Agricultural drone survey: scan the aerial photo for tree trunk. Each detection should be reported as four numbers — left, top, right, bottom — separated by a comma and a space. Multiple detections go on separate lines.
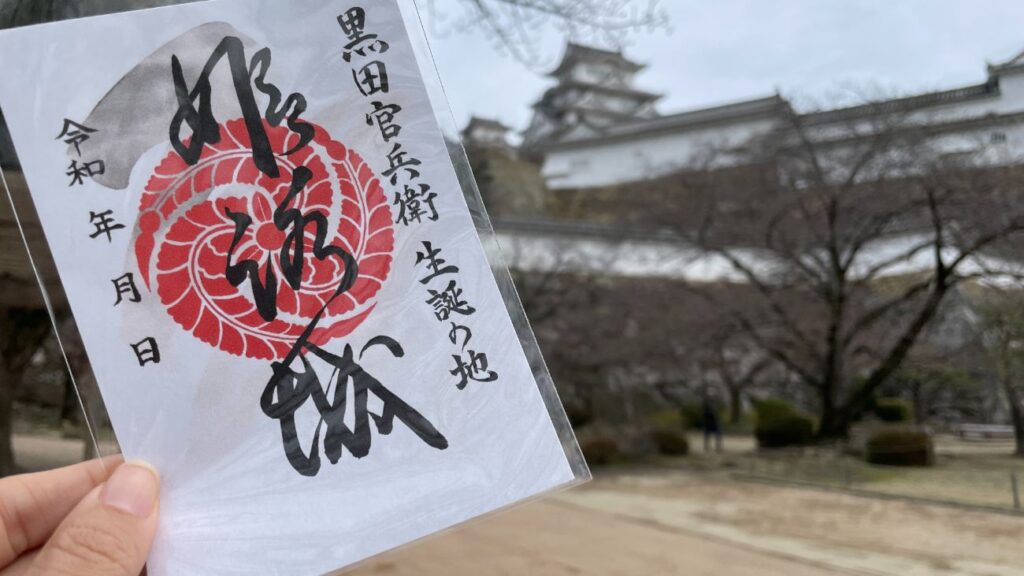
0, 307, 57, 476
728, 386, 743, 425
817, 277, 846, 440
816, 375, 842, 439
829, 281, 951, 440
1002, 377, 1024, 458
911, 381, 925, 426
0, 362, 16, 476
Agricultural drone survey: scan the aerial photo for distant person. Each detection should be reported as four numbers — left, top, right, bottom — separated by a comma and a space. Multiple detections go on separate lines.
703, 397, 723, 453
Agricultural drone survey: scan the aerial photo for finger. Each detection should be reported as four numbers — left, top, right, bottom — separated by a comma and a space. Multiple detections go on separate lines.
30, 461, 160, 576
0, 456, 122, 568
2, 549, 38, 576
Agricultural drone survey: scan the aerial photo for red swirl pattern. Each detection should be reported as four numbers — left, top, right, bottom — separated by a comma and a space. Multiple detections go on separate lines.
134, 119, 394, 360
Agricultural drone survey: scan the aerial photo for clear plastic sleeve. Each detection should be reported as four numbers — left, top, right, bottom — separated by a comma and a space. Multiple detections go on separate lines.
0, 0, 588, 573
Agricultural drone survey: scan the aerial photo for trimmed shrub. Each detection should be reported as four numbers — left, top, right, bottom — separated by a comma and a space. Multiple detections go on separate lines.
565, 402, 594, 428
725, 409, 758, 435
679, 402, 705, 429
753, 398, 814, 448
755, 415, 814, 448
753, 398, 797, 421
866, 430, 933, 466
650, 409, 685, 430
580, 437, 620, 466
651, 428, 690, 456
679, 401, 726, 430
874, 398, 914, 423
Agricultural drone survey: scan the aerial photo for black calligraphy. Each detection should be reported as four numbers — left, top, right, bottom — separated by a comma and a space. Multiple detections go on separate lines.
337, 7, 390, 62
395, 183, 438, 226
56, 119, 96, 156
415, 242, 499, 388
448, 323, 471, 350
365, 101, 402, 142
426, 280, 476, 321
223, 166, 358, 322
416, 241, 457, 283
88, 210, 124, 242
169, 36, 314, 179
112, 272, 141, 305
59, 115, 152, 363
352, 61, 389, 96
166, 33, 448, 476
131, 337, 161, 366
67, 159, 106, 187
382, 143, 421, 185
262, 335, 448, 477
450, 350, 498, 390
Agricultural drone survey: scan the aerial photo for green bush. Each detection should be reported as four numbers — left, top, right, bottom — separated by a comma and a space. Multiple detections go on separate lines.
565, 402, 593, 428
866, 430, 933, 466
755, 415, 814, 448
753, 398, 814, 448
650, 409, 685, 430
725, 409, 758, 435
651, 428, 690, 456
679, 401, 726, 430
580, 437, 620, 466
752, 398, 797, 421
678, 402, 705, 429
874, 398, 914, 423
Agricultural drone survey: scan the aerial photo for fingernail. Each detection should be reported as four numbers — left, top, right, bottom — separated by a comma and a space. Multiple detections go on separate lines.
99, 460, 160, 518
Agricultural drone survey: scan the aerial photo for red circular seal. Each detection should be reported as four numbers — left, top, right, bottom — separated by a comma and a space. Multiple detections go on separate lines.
135, 119, 394, 360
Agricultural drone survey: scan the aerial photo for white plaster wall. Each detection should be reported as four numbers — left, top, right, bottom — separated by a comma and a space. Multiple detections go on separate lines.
807, 71, 1024, 142
541, 117, 777, 188
496, 228, 1024, 286
570, 61, 631, 87
540, 70, 1024, 190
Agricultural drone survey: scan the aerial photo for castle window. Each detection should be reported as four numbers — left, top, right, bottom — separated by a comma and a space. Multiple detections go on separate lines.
991, 131, 1008, 144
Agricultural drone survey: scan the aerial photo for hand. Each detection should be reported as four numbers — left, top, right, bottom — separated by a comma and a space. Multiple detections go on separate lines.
0, 458, 160, 576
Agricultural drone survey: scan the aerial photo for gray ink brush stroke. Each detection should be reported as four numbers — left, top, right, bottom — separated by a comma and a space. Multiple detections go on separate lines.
75, 22, 256, 189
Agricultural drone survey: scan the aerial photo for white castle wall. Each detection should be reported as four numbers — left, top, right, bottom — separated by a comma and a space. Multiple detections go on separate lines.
537, 66, 1024, 190
540, 116, 776, 188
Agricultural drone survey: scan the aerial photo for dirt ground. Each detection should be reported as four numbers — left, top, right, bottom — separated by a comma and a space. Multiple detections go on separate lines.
348, 470, 1024, 576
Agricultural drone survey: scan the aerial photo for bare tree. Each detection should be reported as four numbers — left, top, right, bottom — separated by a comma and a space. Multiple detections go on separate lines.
661, 100, 1024, 439
424, 0, 667, 65
0, 301, 52, 475
693, 328, 776, 425
502, 224, 636, 417
978, 293, 1024, 457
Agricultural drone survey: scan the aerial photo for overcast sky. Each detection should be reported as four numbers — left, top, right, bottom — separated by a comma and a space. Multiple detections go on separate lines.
425, 1, 1024, 137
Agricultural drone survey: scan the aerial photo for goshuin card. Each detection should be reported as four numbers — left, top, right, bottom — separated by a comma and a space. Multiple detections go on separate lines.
0, 0, 587, 573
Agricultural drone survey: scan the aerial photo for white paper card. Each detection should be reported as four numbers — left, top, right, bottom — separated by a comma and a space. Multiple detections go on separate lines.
0, 1, 580, 573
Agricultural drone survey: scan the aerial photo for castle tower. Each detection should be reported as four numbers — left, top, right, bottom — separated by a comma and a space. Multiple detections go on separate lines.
462, 116, 513, 150
522, 43, 661, 150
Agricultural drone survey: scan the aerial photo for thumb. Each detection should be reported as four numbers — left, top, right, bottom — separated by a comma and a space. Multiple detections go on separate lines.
30, 461, 160, 576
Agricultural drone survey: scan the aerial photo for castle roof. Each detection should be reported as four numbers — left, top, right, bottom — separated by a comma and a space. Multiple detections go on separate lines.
802, 80, 1000, 125
988, 47, 1024, 76
549, 42, 645, 77
463, 116, 511, 132
535, 81, 663, 108
536, 95, 789, 150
